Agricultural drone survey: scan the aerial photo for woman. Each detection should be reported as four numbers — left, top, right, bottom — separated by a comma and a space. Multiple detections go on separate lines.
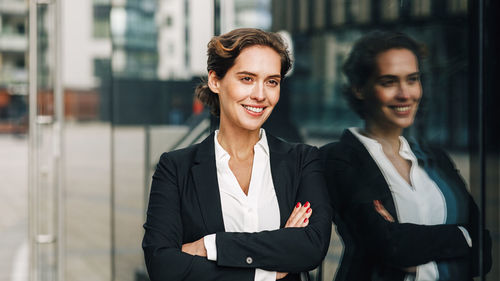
142, 28, 332, 281
320, 31, 491, 281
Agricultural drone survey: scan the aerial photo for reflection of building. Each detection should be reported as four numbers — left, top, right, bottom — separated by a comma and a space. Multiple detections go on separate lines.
220, 0, 272, 32
155, 0, 271, 80
156, 0, 213, 79
0, 0, 28, 131
111, 0, 157, 79
0, 0, 27, 88
61, 0, 112, 120
272, 0, 469, 148
1, 0, 113, 126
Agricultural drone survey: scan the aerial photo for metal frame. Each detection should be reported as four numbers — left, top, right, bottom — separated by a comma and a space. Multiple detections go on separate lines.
28, 0, 64, 280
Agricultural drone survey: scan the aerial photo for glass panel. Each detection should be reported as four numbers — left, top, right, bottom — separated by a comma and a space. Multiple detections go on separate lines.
61, 0, 112, 279
0, 2, 28, 277
110, 1, 160, 280
271, 0, 492, 280
7, 0, 495, 279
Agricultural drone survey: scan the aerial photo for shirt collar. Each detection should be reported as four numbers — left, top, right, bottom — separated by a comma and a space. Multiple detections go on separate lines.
349, 127, 417, 161
214, 128, 269, 162
398, 135, 417, 161
349, 127, 379, 148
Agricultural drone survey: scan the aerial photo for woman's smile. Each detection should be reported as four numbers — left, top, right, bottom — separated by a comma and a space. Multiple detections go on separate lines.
242, 104, 266, 115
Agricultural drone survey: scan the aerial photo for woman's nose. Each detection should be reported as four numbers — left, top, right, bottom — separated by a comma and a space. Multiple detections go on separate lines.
250, 84, 266, 101
396, 83, 411, 99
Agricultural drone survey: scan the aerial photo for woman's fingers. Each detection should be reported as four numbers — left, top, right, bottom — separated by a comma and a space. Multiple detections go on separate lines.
302, 208, 312, 227
181, 237, 207, 257
373, 200, 394, 222
284, 202, 302, 227
285, 201, 312, 228
276, 272, 288, 279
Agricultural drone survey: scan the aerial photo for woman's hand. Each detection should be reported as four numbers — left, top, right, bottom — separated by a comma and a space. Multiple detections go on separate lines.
276, 202, 313, 279
285, 201, 312, 227
373, 200, 394, 222
181, 237, 207, 257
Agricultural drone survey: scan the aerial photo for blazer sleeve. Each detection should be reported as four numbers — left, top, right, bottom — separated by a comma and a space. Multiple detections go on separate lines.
214, 146, 333, 272
431, 147, 493, 276
323, 154, 471, 269
142, 153, 254, 281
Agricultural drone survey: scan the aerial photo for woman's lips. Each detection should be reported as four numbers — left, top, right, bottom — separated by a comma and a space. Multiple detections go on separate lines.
389, 105, 413, 116
242, 104, 265, 116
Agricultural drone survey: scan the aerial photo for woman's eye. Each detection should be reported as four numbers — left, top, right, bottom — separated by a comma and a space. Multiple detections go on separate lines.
408, 75, 420, 84
241, 77, 253, 82
267, 79, 280, 86
379, 80, 395, 87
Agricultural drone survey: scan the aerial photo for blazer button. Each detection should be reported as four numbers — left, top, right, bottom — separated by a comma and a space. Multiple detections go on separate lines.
246, 257, 253, 264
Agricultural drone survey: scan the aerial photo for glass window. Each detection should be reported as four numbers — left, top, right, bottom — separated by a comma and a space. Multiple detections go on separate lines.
10, 0, 498, 280
93, 2, 111, 38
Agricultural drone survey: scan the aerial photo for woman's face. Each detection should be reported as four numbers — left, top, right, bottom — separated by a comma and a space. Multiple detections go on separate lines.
209, 45, 282, 132
361, 48, 422, 131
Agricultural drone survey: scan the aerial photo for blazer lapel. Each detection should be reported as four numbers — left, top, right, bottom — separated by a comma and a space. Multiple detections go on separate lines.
267, 134, 293, 227
191, 133, 226, 234
340, 129, 397, 214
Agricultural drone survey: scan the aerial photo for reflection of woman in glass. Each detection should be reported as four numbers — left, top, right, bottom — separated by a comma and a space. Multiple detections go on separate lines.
321, 31, 490, 281
143, 28, 332, 281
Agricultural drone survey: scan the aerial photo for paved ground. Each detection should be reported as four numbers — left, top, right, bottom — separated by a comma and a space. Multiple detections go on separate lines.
0, 122, 480, 281
0, 134, 28, 281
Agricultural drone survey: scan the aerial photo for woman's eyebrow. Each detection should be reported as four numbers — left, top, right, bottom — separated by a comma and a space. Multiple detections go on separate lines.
376, 72, 421, 80
236, 71, 257, 76
376, 74, 398, 80
236, 71, 281, 79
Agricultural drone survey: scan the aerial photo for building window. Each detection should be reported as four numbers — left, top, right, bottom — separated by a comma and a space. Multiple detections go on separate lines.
93, 3, 111, 38
94, 58, 111, 79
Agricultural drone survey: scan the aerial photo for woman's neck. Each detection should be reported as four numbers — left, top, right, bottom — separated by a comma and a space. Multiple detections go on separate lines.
362, 122, 403, 154
217, 124, 260, 161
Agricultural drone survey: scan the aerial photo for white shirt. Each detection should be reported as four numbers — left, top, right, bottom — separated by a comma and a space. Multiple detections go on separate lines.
350, 128, 471, 281
204, 129, 281, 281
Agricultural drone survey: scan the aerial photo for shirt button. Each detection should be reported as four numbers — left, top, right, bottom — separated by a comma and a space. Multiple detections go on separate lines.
246, 257, 253, 264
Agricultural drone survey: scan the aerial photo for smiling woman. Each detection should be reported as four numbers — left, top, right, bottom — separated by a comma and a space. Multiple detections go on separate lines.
320, 30, 491, 281
142, 28, 332, 281
208, 45, 282, 134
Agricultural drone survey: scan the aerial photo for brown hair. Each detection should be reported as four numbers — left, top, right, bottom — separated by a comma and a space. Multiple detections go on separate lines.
195, 28, 292, 116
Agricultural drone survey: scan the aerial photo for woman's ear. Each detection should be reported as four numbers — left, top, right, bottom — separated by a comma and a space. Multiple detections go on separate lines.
353, 86, 364, 100
208, 71, 220, 94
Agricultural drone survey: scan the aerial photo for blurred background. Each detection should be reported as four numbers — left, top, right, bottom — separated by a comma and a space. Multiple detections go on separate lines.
0, 0, 498, 280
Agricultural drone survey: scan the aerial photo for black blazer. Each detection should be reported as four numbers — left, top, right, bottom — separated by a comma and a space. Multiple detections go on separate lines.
143, 132, 332, 281
320, 130, 491, 281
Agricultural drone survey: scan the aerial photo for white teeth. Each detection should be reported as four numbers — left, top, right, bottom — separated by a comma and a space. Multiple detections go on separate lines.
394, 106, 411, 112
243, 105, 264, 113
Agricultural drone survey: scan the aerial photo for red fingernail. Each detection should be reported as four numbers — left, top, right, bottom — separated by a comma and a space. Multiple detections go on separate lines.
307, 208, 311, 213
304, 201, 310, 207
296, 202, 300, 208
304, 218, 308, 223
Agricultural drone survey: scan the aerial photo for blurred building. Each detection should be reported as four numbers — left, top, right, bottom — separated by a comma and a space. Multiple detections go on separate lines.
156, 0, 213, 79
0, 0, 28, 132
0, 0, 27, 87
111, 0, 157, 79
61, 0, 112, 120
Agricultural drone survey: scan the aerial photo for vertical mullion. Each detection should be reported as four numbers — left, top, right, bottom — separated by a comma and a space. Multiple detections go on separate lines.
28, 0, 39, 280
54, 0, 64, 280
477, 0, 485, 279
